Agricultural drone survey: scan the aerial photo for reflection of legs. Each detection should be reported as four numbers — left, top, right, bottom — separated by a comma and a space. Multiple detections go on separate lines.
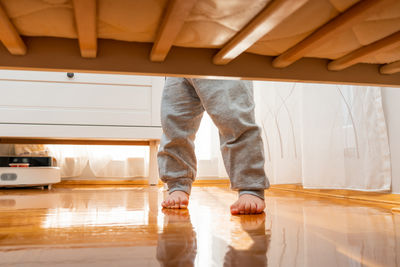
156, 209, 197, 266
158, 78, 204, 208
188, 79, 269, 214
224, 213, 270, 266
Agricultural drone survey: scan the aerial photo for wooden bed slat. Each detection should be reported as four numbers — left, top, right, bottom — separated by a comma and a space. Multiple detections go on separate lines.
72, 0, 97, 58
150, 0, 197, 62
0, 3, 26, 55
328, 31, 400, 71
380, 60, 400, 75
213, 0, 308, 65
272, 0, 393, 68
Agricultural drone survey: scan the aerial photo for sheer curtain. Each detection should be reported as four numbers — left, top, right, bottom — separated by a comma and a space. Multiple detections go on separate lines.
254, 81, 303, 185
47, 145, 88, 178
195, 113, 228, 178
44, 118, 224, 180
47, 145, 148, 178
254, 81, 391, 191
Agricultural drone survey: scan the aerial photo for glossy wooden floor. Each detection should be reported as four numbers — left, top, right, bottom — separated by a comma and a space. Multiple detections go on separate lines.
0, 186, 399, 267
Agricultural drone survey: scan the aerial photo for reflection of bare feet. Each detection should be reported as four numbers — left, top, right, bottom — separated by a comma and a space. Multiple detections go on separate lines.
162, 191, 189, 209
230, 194, 265, 215
240, 212, 266, 231
162, 208, 190, 223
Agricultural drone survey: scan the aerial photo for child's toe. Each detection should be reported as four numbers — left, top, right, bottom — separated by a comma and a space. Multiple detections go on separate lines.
168, 199, 175, 207
230, 202, 239, 215
173, 200, 180, 209
244, 203, 251, 214
177, 196, 187, 208
250, 203, 257, 214
181, 198, 189, 206
238, 202, 246, 214
256, 203, 264, 213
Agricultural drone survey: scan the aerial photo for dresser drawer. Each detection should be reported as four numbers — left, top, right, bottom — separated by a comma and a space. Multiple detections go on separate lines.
0, 72, 163, 127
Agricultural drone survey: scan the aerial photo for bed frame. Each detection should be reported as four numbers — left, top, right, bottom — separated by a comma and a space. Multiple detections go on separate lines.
0, 0, 399, 87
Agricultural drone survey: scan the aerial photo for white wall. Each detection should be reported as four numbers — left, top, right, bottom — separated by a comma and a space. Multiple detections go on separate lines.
382, 88, 400, 194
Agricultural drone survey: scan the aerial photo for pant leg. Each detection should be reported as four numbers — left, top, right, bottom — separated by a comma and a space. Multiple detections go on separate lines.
188, 78, 269, 194
158, 77, 204, 195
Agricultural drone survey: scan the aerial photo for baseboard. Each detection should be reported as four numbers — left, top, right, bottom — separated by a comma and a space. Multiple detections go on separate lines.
58, 179, 150, 185
57, 178, 231, 186
193, 179, 230, 185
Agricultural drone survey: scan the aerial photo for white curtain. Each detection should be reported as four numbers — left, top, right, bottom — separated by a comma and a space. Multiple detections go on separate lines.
86, 146, 147, 178
254, 81, 391, 191
254, 81, 303, 185
45, 118, 224, 179
47, 145, 89, 178
47, 145, 148, 178
195, 113, 228, 178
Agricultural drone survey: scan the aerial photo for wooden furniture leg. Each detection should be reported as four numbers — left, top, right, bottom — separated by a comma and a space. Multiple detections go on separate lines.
148, 140, 160, 185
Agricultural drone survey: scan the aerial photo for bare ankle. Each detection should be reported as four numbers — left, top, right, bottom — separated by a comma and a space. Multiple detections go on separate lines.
169, 190, 189, 196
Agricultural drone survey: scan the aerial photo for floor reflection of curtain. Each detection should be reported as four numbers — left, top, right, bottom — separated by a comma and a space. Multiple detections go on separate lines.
254, 81, 391, 191
265, 193, 399, 267
266, 196, 305, 266
302, 205, 397, 266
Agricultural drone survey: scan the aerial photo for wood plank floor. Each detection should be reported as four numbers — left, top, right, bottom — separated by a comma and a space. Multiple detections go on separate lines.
0, 185, 399, 266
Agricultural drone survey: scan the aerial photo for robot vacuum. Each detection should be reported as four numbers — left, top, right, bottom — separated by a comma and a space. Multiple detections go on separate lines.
0, 156, 60, 189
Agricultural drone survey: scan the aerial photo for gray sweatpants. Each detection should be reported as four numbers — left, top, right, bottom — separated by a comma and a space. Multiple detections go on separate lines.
157, 78, 269, 199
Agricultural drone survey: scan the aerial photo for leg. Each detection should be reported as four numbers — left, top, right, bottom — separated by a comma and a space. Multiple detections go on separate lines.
189, 78, 269, 214
158, 78, 204, 208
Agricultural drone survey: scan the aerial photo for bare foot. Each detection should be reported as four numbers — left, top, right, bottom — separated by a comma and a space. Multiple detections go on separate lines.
230, 194, 265, 215
162, 190, 189, 209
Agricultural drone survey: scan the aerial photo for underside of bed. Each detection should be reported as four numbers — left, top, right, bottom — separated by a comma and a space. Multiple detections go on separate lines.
0, 0, 400, 87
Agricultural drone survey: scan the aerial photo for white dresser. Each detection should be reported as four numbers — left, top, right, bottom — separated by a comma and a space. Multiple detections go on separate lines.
0, 70, 164, 184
